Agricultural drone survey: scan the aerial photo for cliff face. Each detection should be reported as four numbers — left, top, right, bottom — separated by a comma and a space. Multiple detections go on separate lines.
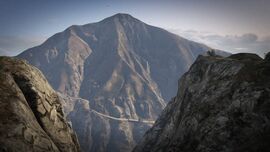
134, 53, 270, 152
0, 57, 80, 152
17, 13, 210, 152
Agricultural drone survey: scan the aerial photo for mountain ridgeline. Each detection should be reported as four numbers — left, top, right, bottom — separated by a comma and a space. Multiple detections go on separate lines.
18, 13, 210, 152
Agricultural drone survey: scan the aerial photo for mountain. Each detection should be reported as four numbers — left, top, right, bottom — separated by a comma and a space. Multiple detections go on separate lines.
0, 57, 80, 152
17, 13, 210, 152
134, 53, 270, 152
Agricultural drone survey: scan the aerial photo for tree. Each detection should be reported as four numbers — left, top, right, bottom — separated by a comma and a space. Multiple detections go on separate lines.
207, 49, 216, 56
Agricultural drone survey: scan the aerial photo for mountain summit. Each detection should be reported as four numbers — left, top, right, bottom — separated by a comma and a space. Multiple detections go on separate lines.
18, 14, 209, 152
102, 13, 141, 22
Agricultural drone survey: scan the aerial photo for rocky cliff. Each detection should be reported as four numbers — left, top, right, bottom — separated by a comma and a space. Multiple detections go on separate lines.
17, 13, 210, 152
134, 53, 270, 152
0, 57, 80, 152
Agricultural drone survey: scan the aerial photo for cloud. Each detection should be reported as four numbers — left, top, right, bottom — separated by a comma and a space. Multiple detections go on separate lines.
0, 36, 46, 56
169, 29, 270, 58
239, 33, 258, 43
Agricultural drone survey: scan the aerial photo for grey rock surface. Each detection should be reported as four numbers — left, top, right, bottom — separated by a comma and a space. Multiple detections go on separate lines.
17, 13, 209, 152
0, 57, 80, 152
134, 53, 270, 152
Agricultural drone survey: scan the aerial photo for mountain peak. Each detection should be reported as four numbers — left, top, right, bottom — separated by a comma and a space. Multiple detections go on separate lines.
101, 13, 141, 24
18, 13, 209, 152
112, 13, 133, 18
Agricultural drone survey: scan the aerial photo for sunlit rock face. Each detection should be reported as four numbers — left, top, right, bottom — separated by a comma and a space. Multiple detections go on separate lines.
18, 13, 209, 152
134, 53, 270, 152
0, 57, 80, 152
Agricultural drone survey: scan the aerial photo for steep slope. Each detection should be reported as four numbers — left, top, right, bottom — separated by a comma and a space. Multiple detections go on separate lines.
0, 57, 80, 152
134, 53, 270, 152
17, 13, 209, 152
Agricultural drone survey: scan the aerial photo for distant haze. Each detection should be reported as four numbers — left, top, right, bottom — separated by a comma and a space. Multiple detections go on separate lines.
0, 0, 269, 56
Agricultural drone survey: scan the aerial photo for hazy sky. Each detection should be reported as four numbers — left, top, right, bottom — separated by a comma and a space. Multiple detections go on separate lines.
0, 0, 269, 56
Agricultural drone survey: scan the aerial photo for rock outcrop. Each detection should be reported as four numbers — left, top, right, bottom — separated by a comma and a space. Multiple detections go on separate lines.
0, 57, 80, 152
134, 53, 270, 152
17, 13, 210, 152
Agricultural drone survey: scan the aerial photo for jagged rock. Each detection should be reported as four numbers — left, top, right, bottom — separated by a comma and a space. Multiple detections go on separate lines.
133, 53, 270, 152
0, 57, 80, 152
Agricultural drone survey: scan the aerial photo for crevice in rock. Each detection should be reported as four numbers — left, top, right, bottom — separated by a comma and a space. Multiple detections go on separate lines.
12, 74, 45, 130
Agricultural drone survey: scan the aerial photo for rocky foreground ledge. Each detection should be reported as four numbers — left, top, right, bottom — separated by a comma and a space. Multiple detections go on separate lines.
134, 53, 270, 152
0, 57, 80, 152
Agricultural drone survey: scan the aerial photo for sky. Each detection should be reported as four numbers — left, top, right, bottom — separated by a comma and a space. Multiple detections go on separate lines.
0, 0, 269, 57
